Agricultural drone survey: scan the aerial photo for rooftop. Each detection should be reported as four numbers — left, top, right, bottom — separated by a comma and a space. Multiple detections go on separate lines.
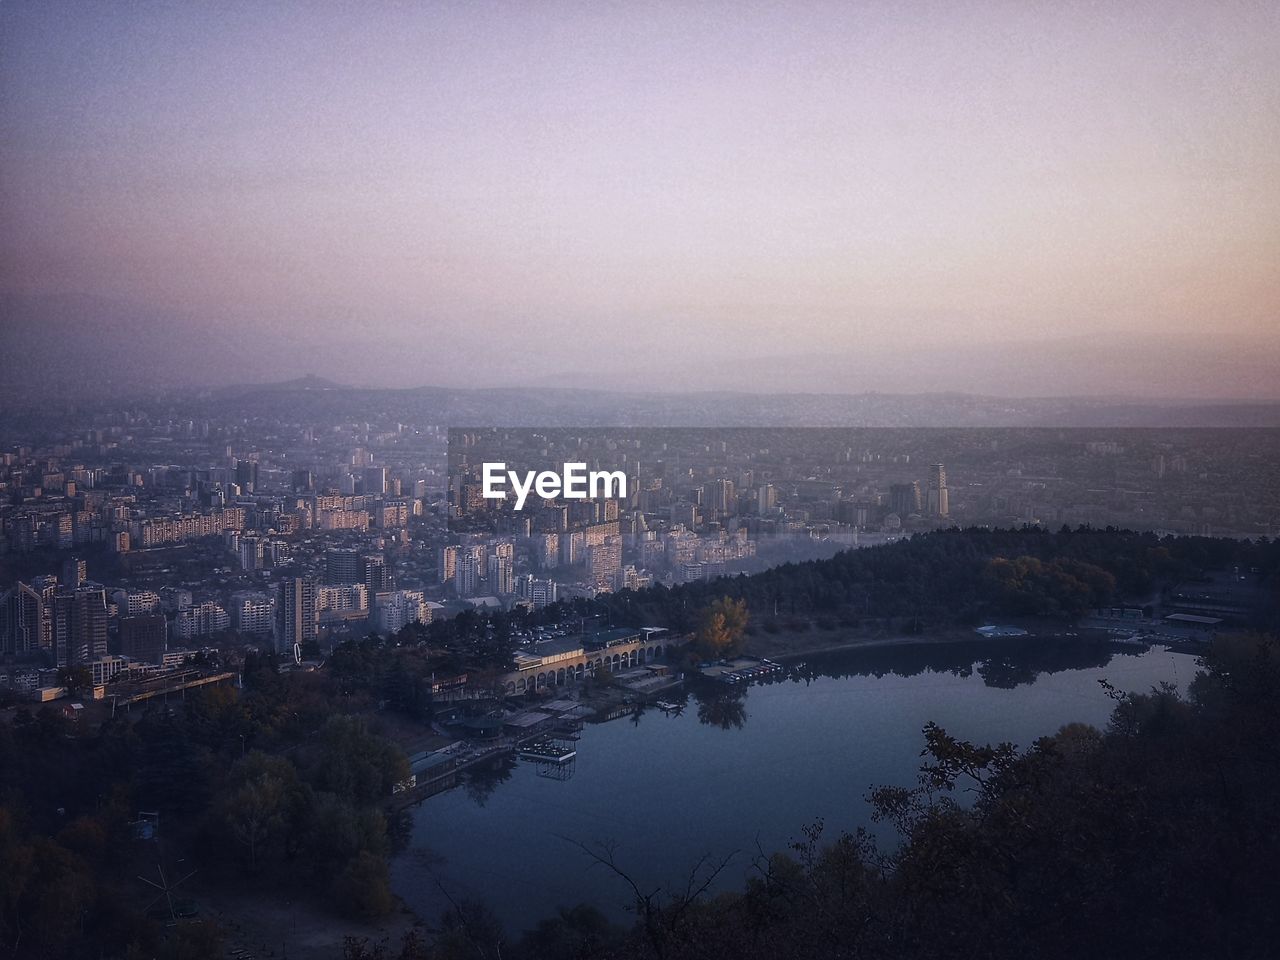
584, 627, 643, 649
531, 636, 586, 657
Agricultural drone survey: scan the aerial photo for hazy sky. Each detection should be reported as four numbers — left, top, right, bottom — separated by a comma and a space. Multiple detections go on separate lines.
2, 1, 1278, 395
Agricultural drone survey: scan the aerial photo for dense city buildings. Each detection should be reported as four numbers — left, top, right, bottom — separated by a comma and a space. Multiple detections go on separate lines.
4, 3, 1278, 955
2, 402, 1277, 704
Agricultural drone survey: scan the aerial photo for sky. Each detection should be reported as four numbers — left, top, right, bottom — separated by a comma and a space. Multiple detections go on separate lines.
2, 0, 1279, 397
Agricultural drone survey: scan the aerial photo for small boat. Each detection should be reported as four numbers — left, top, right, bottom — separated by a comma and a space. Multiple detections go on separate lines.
1112, 633, 1150, 648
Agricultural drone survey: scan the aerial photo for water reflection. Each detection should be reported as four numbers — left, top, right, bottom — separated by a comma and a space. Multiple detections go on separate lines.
397, 643, 1194, 932
693, 688, 748, 730
678, 637, 1147, 728
444, 638, 1154, 807
786, 636, 1137, 690
460, 753, 517, 806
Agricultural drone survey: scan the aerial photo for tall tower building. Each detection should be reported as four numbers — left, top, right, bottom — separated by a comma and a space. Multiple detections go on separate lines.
235, 459, 259, 493
890, 481, 923, 517
361, 554, 392, 592
362, 466, 387, 495
487, 552, 515, 595
586, 537, 623, 592
0, 582, 48, 656
926, 464, 949, 518
60, 557, 87, 589
276, 577, 317, 653
704, 479, 736, 517
438, 545, 459, 584
757, 484, 777, 514
559, 530, 584, 566
535, 533, 559, 570
120, 613, 167, 664
454, 547, 483, 597
52, 586, 108, 667
325, 547, 361, 584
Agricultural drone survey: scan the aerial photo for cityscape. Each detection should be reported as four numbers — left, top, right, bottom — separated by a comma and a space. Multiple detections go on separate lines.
6, 413, 1277, 689
2, 393, 1278, 958
3, 2, 1280, 960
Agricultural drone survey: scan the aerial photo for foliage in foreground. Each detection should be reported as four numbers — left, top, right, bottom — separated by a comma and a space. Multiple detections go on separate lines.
0, 654, 410, 960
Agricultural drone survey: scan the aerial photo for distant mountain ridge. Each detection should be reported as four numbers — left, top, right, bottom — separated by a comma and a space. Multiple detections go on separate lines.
3, 290, 1278, 421
56, 379, 1280, 428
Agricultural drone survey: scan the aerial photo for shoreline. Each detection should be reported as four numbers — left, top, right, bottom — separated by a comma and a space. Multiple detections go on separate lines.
193, 881, 423, 960
760, 631, 978, 663
746, 622, 1116, 664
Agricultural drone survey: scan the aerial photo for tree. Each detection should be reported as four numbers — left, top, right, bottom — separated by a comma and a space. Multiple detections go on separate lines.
215, 751, 305, 872
516, 904, 622, 960
221, 774, 287, 873
57, 665, 92, 695
308, 715, 410, 805
694, 597, 749, 659
329, 850, 395, 922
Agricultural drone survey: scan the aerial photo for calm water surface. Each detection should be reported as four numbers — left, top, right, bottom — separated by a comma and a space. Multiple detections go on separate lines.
392, 638, 1198, 933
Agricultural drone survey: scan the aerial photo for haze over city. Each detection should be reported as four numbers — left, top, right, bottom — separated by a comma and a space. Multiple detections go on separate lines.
5, 5, 1280, 959
3, 0, 1279, 397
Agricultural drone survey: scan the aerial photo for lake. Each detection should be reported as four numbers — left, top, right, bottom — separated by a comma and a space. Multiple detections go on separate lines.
391, 637, 1199, 934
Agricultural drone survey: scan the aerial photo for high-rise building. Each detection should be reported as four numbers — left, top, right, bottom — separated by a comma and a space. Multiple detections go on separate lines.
586, 537, 623, 592
487, 552, 515, 595
375, 499, 410, 529
362, 466, 387, 495
373, 590, 430, 634
583, 521, 620, 547
231, 591, 275, 637
926, 464, 949, 518
52, 585, 108, 667
559, 530, 584, 566
516, 575, 557, 609
756, 484, 777, 514
316, 583, 369, 613
361, 554, 392, 592
438, 545, 459, 584
174, 601, 229, 640
704, 479, 736, 517
276, 577, 317, 652
621, 565, 651, 591
113, 589, 162, 617
890, 481, 923, 517
454, 547, 483, 597
120, 613, 167, 663
534, 533, 559, 570
235, 459, 259, 493
238, 537, 264, 571
60, 557, 87, 589
326, 547, 361, 584
0, 582, 48, 656
672, 502, 699, 529
160, 587, 193, 612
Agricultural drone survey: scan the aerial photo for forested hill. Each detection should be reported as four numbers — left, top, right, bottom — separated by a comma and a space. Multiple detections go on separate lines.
588, 527, 1280, 633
